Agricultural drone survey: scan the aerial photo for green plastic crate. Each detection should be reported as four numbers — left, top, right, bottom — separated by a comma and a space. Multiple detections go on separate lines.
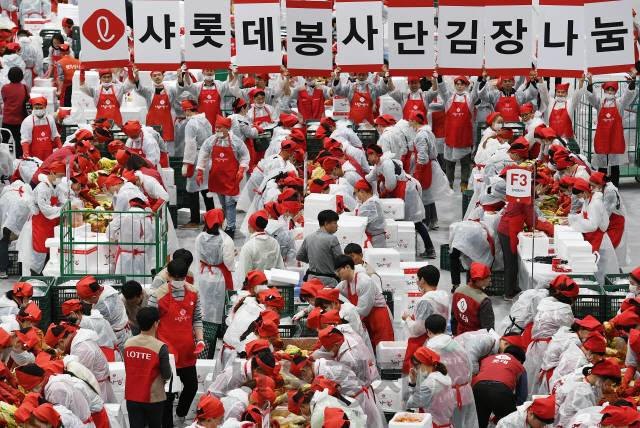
293, 303, 317, 337
7, 251, 20, 276
602, 283, 630, 319
566, 138, 581, 155
278, 324, 296, 338
566, 274, 601, 286
462, 189, 474, 217
605, 273, 631, 286
440, 244, 450, 270
571, 283, 607, 322
384, 412, 396, 423
19, 276, 55, 330
465, 271, 505, 296
198, 321, 219, 359
53, 275, 126, 323
274, 285, 295, 317
40, 29, 61, 58
168, 206, 179, 228
355, 126, 378, 151
382, 291, 394, 318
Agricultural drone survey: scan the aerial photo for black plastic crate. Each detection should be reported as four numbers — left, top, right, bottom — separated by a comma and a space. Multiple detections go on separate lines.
602, 283, 630, 319
274, 285, 295, 317
379, 369, 403, 380
18, 276, 54, 330
53, 275, 126, 323
293, 303, 317, 337
168, 206, 179, 228
382, 291, 394, 318
462, 189, 474, 217
384, 412, 396, 423
198, 321, 219, 359
572, 283, 607, 322
440, 244, 450, 270
7, 251, 20, 276
278, 324, 297, 338
465, 271, 505, 296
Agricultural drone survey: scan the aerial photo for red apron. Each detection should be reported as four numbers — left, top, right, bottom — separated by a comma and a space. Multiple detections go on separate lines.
403, 332, 428, 374
198, 85, 222, 127
582, 210, 605, 252
548, 102, 574, 138
201, 261, 233, 291
444, 96, 473, 148
412, 143, 433, 190
127, 133, 146, 158
379, 172, 408, 200
251, 109, 273, 166
99, 346, 119, 363
146, 88, 175, 141
3, 1, 18, 27
32, 195, 58, 253
298, 87, 325, 121
345, 274, 394, 351
403, 93, 428, 122
607, 212, 625, 248
349, 86, 374, 125
96, 86, 123, 125
208, 136, 241, 196
494, 95, 520, 122
91, 407, 109, 428
594, 100, 625, 154
30, 116, 54, 161
157, 284, 198, 369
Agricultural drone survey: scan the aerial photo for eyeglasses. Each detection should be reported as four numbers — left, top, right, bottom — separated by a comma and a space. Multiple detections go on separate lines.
335, 267, 344, 275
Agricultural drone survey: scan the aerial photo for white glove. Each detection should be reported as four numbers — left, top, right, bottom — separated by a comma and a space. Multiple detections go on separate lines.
182, 164, 188, 177
292, 309, 306, 321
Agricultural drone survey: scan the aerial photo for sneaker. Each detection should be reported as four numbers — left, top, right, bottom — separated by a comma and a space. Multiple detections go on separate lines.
429, 221, 439, 230
461, 184, 468, 191
225, 228, 235, 239
0, 271, 6, 279
503, 294, 515, 301
451, 284, 459, 293
178, 222, 200, 230
419, 248, 437, 259
173, 415, 186, 428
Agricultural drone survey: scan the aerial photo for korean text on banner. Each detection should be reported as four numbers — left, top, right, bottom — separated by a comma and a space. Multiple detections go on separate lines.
79, 0, 129, 69
184, 0, 231, 69
537, 0, 586, 78
484, 0, 533, 75
386, 0, 435, 76
506, 168, 532, 203
234, 0, 282, 73
335, 0, 384, 73
286, 1, 334, 76
437, 0, 484, 75
585, 0, 635, 74
132, 0, 182, 70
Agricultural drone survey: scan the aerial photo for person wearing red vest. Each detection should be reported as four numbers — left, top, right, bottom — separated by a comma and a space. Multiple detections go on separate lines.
124, 306, 172, 428
285, 77, 333, 121
538, 74, 587, 138
79, 68, 134, 125
388, 76, 438, 122
451, 262, 494, 335
132, 68, 181, 145
55, 44, 80, 107
478, 70, 539, 122
148, 258, 205, 428
334, 254, 393, 351
472, 346, 527, 428
585, 69, 638, 188
497, 172, 554, 300
20, 97, 62, 162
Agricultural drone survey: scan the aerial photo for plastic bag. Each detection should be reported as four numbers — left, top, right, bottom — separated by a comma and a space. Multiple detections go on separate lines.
422, 160, 454, 205
16, 217, 33, 275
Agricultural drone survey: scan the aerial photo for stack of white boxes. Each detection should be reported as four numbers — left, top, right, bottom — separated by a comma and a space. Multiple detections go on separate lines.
376, 198, 405, 220
162, 167, 176, 205
371, 379, 405, 413
396, 221, 416, 262
108, 362, 127, 415
187, 359, 219, 418
304, 194, 337, 223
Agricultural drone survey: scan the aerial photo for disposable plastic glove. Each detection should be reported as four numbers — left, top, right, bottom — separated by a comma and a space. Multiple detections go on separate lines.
194, 340, 205, 354
292, 309, 306, 321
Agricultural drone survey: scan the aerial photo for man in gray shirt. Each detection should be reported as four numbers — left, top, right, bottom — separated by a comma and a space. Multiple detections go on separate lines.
296, 210, 343, 287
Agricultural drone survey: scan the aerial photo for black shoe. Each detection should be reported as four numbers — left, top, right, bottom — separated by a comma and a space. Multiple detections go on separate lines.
225, 228, 235, 239
420, 248, 437, 259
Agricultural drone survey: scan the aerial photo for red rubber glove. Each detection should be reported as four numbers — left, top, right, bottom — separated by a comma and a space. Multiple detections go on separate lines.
194, 340, 205, 354
87, 181, 97, 189
151, 199, 165, 213
535, 219, 554, 236
624, 382, 640, 398
620, 366, 636, 392
236, 166, 245, 182
79, 67, 85, 83
81, 190, 100, 210
54, 136, 62, 149
253, 125, 264, 134
127, 64, 135, 81
21, 143, 30, 157
379, 189, 391, 199
187, 163, 195, 178
196, 169, 204, 186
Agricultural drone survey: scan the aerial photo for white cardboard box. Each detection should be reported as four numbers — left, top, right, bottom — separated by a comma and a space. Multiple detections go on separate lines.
400, 262, 428, 291
269, 268, 300, 285
401, 292, 423, 317
195, 359, 218, 393
389, 412, 432, 428
303, 220, 320, 238
336, 216, 367, 248
397, 222, 416, 252
393, 297, 403, 323
518, 232, 550, 257
167, 185, 177, 205
398, 251, 416, 263
364, 248, 401, 270
162, 167, 175, 186
376, 341, 408, 369
305, 194, 337, 223
371, 379, 406, 413
377, 198, 405, 220
378, 269, 406, 294
384, 218, 398, 246
108, 362, 126, 390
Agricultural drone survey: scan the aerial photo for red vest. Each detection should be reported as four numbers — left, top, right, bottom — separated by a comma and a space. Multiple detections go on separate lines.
124, 343, 162, 402
475, 353, 525, 391
297, 87, 325, 121
452, 285, 487, 334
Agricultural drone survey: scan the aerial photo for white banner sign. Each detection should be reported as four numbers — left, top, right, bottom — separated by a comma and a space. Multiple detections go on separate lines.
335, 0, 384, 73
79, 0, 129, 68
484, 0, 533, 75
585, 0, 635, 74
235, 0, 282, 73
506, 168, 532, 203
387, 0, 435, 76
286, 1, 333, 76
184, 0, 231, 69
437, 0, 485, 75
537, 0, 586, 77
132, 0, 182, 70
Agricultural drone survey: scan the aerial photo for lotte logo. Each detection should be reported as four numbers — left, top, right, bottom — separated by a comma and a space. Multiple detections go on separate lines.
82, 9, 125, 50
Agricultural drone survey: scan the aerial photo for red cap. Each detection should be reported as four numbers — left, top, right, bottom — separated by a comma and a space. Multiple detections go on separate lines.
259, 309, 280, 327
575, 315, 604, 333
602, 82, 619, 92
245, 271, 268, 290
75, 275, 103, 300
309, 175, 333, 193
44, 324, 66, 348
589, 171, 610, 186
529, 395, 556, 420
29, 97, 47, 107
14, 399, 36, 424
600, 406, 640, 427
550, 274, 579, 298
367, 144, 383, 156
245, 339, 270, 357
62, 299, 82, 316
252, 386, 276, 408
407, 76, 421, 83
5, 42, 19, 52
469, 262, 491, 282
33, 404, 61, 428
15, 365, 44, 391
57, 108, 71, 121
281, 140, 297, 153
582, 331, 606, 353
115, 149, 132, 166
555, 155, 576, 171
289, 355, 314, 377
248, 210, 268, 232
203, 208, 224, 229
519, 103, 534, 114
241, 405, 263, 425
317, 288, 340, 302
104, 174, 124, 189
181, 99, 198, 110
13, 282, 34, 298
259, 287, 284, 312
121, 169, 136, 183
307, 307, 322, 329
318, 326, 345, 349
454, 76, 470, 85
17, 302, 42, 323
280, 114, 298, 128
62, 17, 74, 26
94, 127, 112, 144
242, 76, 256, 88
374, 114, 396, 127
265, 201, 281, 219
629, 328, 640, 354
413, 347, 441, 366
288, 390, 309, 414
617, 309, 640, 327
322, 157, 340, 172
321, 117, 336, 127
555, 83, 570, 92
300, 279, 324, 297
632, 267, 640, 281
195, 395, 225, 420
108, 141, 124, 153
256, 73, 270, 82
279, 200, 301, 215
58, 43, 70, 54
16, 328, 41, 350
98, 69, 111, 77
354, 179, 373, 191
408, 110, 426, 124
121, 120, 142, 136
486, 112, 503, 126
572, 178, 592, 193
534, 172, 552, 186
254, 353, 280, 377
539, 128, 557, 140
320, 309, 341, 325
501, 334, 526, 352
590, 358, 621, 377
310, 376, 340, 396
0, 329, 10, 348
215, 115, 232, 128
497, 127, 514, 140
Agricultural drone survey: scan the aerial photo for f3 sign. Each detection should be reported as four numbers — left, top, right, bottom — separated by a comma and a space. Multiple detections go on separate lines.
506, 168, 532, 203
79, 0, 130, 68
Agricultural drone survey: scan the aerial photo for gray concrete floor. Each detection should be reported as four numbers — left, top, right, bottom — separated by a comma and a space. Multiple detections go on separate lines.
4, 174, 640, 328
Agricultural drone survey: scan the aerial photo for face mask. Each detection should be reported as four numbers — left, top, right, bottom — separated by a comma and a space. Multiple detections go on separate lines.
53, 177, 63, 186
155, 79, 164, 86
306, 79, 316, 86
493, 123, 503, 131
34, 109, 46, 117
604, 93, 615, 100
593, 381, 604, 400
630, 284, 638, 294
204, 75, 215, 82
11, 350, 35, 366
456, 89, 466, 95
102, 82, 111, 89
216, 131, 224, 137
255, 102, 265, 108
257, 285, 268, 292
171, 280, 186, 288
31, 384, 42, 394
577, 196, 584, 203
556, 96, 566, 103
